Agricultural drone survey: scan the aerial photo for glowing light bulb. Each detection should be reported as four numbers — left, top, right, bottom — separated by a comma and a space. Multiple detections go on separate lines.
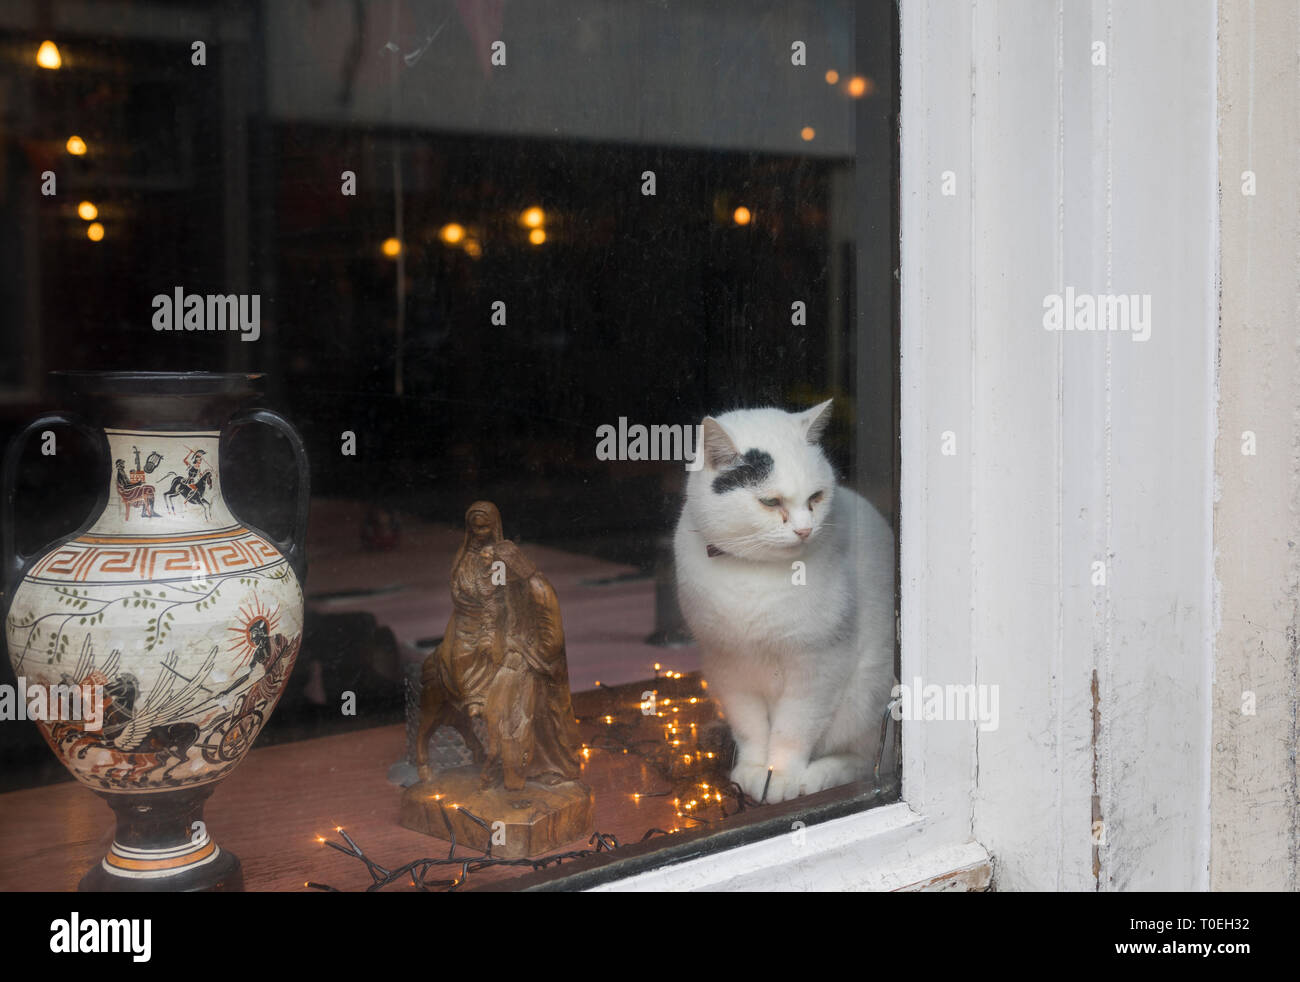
848, 76, 871, 98
66, 135, 87, 156
439, 222, 465, 244
521, 206, 545, 228
36, 41, 61, 70
77, 201, 97, 221
381, 237, 401, 257
528, 228, 546, 245
824, 69, 839, 85
800, 126, 816, 142
86, 222, 104, 242
732, 207, 751, 226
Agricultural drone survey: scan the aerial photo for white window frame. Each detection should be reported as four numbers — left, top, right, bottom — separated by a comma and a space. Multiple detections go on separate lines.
601, 0, 1221, 892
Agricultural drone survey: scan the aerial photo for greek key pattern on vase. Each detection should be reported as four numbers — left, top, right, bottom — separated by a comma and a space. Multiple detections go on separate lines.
28, 527, 283, 585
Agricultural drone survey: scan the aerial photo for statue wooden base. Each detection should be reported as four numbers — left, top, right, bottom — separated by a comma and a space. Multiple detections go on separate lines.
400, 767, 594, 859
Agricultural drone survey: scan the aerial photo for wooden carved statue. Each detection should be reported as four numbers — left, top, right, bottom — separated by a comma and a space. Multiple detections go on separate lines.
404, 502, 591, 856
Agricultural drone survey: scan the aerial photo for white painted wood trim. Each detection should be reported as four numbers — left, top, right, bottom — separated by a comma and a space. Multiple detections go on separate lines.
1212, 0, 1300, 890
592, 802, 988, 892
945, 0, 1218, 892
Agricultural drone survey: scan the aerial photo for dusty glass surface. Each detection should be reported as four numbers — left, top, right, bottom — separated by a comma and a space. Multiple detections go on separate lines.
0, 0, 897, 888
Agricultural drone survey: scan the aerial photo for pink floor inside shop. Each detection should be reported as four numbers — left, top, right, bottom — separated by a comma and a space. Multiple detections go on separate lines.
304, 498, 699, 691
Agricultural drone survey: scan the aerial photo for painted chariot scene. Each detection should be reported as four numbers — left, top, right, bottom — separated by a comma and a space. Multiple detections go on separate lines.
11, 598, 301, 791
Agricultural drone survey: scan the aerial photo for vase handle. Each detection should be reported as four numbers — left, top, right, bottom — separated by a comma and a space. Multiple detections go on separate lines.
222, 409, 311, 582
2, 413, 106, 602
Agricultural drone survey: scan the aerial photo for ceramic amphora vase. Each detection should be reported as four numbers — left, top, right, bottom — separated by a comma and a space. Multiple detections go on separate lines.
2, 372, 308, 891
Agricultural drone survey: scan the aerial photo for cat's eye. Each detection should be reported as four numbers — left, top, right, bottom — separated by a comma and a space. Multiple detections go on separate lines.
758, 496, 781, 508
808, 491, 825, 506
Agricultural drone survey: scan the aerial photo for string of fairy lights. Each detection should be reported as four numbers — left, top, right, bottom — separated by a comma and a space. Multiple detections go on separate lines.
306, 824, 674, 892
308, 665, 894, 891
585, 665, 756, 829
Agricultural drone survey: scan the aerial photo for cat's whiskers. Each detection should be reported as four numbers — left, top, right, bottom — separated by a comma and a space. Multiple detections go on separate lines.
723, 530, 807, 560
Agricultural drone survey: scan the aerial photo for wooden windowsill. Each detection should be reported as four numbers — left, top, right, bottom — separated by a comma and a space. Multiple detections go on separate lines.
0, 676, 904, 891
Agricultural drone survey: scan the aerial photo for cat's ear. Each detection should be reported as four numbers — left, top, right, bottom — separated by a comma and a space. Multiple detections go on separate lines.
800, 399, 834, 444
701, 417, 741, 470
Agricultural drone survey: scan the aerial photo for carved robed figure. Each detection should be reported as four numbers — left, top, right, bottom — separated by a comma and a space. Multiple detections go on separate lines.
404, 502, 591, 856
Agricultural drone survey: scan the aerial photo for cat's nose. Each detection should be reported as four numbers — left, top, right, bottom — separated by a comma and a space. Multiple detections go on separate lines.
793, 526, 812, 540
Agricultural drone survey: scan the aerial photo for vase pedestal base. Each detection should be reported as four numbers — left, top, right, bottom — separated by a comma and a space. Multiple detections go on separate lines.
77, 785, 244, 892
79, 847, 243, 892
400, 767, 594, 860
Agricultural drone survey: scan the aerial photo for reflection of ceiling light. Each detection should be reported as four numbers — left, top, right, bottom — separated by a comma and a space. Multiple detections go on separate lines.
848, 76, 870, 97
381, 237, 401, 257
66, 135, 87, 156
800, 127, 815, 142
36, 41, 62, 70
464, 239, 482, 258
439, 223, 465, 244
521, 206, 544, 228
86, 222, 104, 242
732, 206, 752, 226
825, 69, 838, 85
77, 201, 98, 221
528, 228, 546, 245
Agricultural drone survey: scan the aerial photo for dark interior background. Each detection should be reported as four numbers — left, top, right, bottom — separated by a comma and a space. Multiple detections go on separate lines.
0, 0, 898, 790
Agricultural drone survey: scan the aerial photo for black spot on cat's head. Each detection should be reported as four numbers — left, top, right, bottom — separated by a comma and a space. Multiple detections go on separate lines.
711, 448, 774, 495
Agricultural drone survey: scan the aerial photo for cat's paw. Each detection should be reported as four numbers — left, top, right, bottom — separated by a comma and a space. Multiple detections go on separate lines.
733, 763, 808, 803
737, 757, 865, 802
762, 767, 810, 803
799, 755, 865, 794
730, 762, 774, 801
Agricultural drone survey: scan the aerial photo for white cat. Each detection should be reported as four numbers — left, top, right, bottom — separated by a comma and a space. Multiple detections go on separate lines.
674, 400, 895, 803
